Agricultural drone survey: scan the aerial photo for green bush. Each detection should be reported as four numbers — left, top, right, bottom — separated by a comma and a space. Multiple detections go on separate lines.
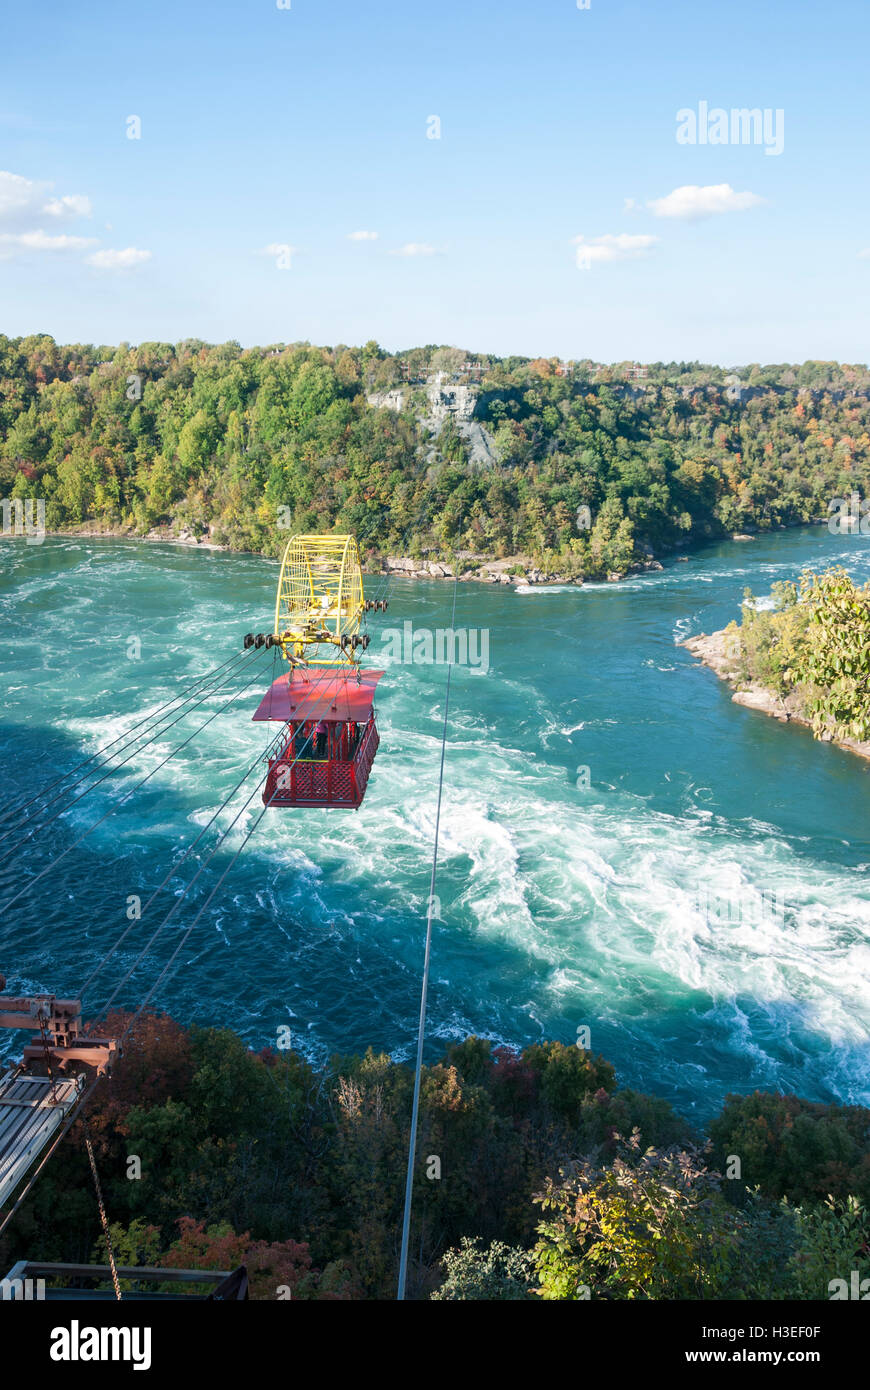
431, 1237, 537, 1300
709, 1090, 870, 1205
732, 568, 870, 740
787, 1196, 870, 1300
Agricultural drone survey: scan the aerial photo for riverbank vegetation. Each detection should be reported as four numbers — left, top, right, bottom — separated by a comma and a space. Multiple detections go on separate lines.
731, 567, 870, 742
2, 1012, 867, 1299
2, 336, 870, 580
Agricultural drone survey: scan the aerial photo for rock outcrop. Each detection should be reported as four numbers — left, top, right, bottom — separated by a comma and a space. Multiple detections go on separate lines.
375, 554, 583, 586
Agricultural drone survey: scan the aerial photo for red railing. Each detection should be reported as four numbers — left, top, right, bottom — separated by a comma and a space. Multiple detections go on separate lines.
353, 716, 379, 798
265, 715, 379, 807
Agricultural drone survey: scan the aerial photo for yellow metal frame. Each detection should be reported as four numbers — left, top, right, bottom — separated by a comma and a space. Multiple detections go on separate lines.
273, 534, 365, 666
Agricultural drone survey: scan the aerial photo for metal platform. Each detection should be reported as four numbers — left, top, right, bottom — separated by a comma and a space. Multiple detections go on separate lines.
0, 1069, 81, 1208
2, 1260, 238, 1301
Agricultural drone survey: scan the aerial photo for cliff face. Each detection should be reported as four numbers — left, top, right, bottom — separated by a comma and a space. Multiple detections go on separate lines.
682, 630, 870, 763
366, 370, 498, 469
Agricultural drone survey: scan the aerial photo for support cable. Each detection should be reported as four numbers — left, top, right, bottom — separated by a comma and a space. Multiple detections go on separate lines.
121, 770, 289, 1041
0, 647, 250, 835
0, 514, 460, 1237
86, 636, 356, 1015
83, 1118, 122, 1301
85, 552, 417, 1013
0, 651, 270, 921
0, 647, 259, 865
396, 578, 457, 1301
100, 708, 321, 1027
79, 720, 289, 1005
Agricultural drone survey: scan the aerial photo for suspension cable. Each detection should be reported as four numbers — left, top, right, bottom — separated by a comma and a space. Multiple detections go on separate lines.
0, 647, 249, 834
397, 576, 457, 1301
0, 650, 270, 920
98, 525, 438, 1025
79, 720, 289, 1004
83, 1118, 122, 1301
96, 674, 337, 1025
86, 727, 286, 1019
0, 647, 259, 865
121, 767, 290, 1041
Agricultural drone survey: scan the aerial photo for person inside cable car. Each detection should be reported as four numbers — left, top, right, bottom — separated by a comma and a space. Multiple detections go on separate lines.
314, 719, 328, 759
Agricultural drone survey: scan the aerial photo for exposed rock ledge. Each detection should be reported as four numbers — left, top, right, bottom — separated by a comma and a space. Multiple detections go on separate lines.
374, 553, 664, 586
681, 630, 870, 765
375, 554, 581, 585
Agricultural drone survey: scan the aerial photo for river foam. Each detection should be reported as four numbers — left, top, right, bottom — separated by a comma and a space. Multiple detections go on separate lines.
1, 531, 869, 1117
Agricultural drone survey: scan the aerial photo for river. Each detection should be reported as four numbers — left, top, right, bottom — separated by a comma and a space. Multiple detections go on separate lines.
1, 526, 868, 1121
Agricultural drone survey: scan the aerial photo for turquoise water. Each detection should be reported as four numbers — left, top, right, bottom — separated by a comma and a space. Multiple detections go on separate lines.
1, 528, 869, 1121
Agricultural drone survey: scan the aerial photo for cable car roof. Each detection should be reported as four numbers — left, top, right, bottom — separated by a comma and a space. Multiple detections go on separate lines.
252, 669, 385, 724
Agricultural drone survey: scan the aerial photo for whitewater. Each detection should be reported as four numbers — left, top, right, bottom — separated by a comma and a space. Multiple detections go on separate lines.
1, 527, 868, 1120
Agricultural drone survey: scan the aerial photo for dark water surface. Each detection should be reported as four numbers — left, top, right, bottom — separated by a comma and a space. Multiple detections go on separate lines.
1, 528, 868, 1120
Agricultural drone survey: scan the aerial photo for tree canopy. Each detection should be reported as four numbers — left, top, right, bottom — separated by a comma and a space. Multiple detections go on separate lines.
2, 336, 869, 581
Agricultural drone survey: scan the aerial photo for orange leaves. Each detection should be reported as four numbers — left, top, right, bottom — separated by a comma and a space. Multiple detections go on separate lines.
528, 358, 553, 378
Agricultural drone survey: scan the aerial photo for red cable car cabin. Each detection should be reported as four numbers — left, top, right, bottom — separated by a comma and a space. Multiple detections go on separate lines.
253, 668, 384, 809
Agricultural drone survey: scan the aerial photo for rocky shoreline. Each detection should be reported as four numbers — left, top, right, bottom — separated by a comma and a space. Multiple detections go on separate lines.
681, 629, 870, 764
375, 553, 662, 586
42, 526, 664, 587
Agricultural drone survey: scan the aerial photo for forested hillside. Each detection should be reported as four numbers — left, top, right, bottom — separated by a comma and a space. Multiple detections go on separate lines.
2, 335, 870, 579
2, 1015, 867, 1300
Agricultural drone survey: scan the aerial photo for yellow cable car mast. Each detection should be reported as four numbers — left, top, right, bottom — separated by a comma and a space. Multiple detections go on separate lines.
272, 534, 384, 668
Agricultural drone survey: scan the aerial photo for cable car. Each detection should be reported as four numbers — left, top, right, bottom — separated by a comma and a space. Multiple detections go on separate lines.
248, 534, 387, 809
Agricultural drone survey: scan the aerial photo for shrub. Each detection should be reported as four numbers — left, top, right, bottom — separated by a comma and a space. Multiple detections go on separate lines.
533, 1132, 738, 1300
431, 1237, 537, 1300
709, 1091, 870, 1205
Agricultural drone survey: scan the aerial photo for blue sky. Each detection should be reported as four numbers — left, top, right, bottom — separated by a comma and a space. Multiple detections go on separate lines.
1, 0, 868, 364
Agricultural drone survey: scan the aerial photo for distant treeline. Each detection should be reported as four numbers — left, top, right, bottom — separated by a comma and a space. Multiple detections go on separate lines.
2, 335, 870, 578
2, 1014, 868, 1300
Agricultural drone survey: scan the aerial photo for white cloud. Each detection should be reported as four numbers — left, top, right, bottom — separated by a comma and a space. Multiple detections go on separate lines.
348, 230, 378, 241
0, 171, 49, 226
859, 248, 870, 260
647, 183, 764, 220
87, 246, 151, 269
0, 171, 92, 228
390, 242, 439, 257
44, 193, 93, 219
571, 232, 658, 266
0, 229, 97, 252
